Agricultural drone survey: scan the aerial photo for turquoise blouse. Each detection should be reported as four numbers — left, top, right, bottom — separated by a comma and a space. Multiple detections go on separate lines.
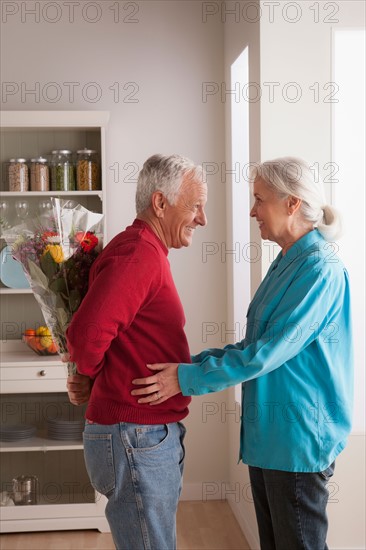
178, 230, 354, 471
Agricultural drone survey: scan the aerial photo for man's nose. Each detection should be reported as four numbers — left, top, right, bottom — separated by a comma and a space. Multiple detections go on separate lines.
197, 208, 207, 226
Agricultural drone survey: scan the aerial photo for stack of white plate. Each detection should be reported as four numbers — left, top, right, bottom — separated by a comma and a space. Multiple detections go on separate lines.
0, 424, 36, 441
46, 419, 84, 441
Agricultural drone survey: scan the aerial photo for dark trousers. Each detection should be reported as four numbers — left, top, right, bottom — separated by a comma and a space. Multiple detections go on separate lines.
249, 463, 335, 550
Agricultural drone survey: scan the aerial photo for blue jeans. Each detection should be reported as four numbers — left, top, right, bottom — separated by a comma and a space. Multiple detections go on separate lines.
249, 463, 335, 550
83, 421, 186, 550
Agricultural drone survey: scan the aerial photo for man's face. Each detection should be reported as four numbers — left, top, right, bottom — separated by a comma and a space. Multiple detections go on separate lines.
162, 175, 208, 249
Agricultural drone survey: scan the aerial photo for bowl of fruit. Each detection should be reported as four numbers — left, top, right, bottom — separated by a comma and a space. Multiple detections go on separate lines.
22, 327, 58, 356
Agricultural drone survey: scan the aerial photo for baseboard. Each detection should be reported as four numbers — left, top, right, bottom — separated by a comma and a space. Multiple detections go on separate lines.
227, 497, 260, 550
180, 482, 220, 501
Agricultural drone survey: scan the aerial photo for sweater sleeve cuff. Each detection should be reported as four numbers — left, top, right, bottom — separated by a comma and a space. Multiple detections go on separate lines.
178, 363, 199, 396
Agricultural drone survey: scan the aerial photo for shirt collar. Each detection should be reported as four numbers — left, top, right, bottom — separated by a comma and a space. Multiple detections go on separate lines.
274, 230, 324, 276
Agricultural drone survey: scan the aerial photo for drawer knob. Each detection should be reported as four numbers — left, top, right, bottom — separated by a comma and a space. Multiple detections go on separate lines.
39, 370, 47, 377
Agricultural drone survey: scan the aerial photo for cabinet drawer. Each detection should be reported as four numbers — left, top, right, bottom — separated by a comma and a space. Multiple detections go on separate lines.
1, 366, 66, 381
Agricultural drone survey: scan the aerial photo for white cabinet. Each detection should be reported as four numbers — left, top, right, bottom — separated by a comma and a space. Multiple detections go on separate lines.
0, 111, 110, 533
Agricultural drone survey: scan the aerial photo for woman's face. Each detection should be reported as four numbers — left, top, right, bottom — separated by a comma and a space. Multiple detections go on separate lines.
250, 177, 290, 244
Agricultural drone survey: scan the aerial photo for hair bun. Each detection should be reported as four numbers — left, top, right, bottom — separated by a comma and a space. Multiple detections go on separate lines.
317, 205, 343, 241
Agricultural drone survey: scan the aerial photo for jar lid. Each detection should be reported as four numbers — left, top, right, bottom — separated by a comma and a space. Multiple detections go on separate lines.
77, 148, 96, 154
30, 157, 48, 163
52, 150, 72, 155
12, 158, 27, 163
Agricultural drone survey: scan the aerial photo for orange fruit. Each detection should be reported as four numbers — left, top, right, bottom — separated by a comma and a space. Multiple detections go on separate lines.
46, 341, 58, 354
26, 335, 36, 348
24, 329, 36, 336
34, 338, 45, 352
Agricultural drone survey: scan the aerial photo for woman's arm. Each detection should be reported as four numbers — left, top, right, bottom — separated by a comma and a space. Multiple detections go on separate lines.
132, 262, 346, 401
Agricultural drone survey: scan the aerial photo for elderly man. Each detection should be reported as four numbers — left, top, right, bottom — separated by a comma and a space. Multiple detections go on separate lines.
66, 154, 207, 550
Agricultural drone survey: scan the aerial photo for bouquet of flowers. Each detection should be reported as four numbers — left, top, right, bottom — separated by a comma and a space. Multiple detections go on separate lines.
2, 198, 104, 375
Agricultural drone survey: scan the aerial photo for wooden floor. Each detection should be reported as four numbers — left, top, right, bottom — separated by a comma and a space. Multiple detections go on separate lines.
0, 501, 250, 550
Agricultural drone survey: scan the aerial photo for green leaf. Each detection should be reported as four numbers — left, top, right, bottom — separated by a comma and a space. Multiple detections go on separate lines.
56, 307, 70, 331
40, 251, 58, 280
55, 293, 67, 311
49, 278, 67, 294
69, 289, 81, 312
28, 260, 49, 290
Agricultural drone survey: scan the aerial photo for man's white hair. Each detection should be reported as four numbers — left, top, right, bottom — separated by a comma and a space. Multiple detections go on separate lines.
136, 154, 204, 214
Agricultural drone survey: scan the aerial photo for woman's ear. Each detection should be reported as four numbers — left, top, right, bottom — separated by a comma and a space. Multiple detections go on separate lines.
151, 191, 166, 218
288, 195, 302, 215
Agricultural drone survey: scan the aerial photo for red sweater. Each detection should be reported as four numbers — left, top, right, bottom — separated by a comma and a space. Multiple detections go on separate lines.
66, 219, 191, 424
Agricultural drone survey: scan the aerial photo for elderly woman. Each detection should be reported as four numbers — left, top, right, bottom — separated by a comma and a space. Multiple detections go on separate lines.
132, 157, 353, 550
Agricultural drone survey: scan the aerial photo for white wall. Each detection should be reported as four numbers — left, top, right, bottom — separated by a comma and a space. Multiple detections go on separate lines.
223, 2, 261, 546
0, 0, 229, 495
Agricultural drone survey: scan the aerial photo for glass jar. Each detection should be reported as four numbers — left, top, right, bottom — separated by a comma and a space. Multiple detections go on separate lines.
30, 157, 49, 191
76, 148, 100, 191
8, 158, 29, 192
51, 150, 75, 191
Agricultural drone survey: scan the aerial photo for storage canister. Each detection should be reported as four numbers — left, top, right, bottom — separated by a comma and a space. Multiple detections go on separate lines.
30, 157, 49, 191
12, 475, 39, 505
76, 148, 100, 191
8, 159, 29, 192
51, 150, 75, 191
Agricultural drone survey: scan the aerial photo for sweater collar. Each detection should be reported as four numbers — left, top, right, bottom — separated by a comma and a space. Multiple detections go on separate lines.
132, 219, 169, 256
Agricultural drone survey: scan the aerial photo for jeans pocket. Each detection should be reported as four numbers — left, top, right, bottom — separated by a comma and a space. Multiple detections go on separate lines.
178, 422, 186, 466
83, 433, 115, 496
135, 424, 168, 450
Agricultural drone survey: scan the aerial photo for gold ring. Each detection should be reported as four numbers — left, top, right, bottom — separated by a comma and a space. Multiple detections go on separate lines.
156, 391, 160, 400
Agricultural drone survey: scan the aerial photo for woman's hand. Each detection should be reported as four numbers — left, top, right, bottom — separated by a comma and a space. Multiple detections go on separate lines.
67, 373, 92, 406
131, 363, 181, 405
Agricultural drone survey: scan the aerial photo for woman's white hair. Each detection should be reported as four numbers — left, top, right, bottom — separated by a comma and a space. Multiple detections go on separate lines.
136, 154, 204, 214
250, 157, 342, 241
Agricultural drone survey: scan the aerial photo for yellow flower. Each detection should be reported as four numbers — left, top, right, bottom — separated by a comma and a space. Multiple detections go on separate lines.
43, 244, 64, 263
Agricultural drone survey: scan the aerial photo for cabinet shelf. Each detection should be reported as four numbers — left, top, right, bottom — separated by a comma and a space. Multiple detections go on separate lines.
0, 435, 83, 453
0, 191, 103, 199
0, 288, 33, 294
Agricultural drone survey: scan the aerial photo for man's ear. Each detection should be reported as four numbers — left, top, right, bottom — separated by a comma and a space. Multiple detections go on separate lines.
151, 191, 166, 218
287, 195, 302, 215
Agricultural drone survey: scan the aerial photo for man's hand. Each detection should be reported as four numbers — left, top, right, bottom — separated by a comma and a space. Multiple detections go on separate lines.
131, 363, 181, 405
67, 373, 92, 406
